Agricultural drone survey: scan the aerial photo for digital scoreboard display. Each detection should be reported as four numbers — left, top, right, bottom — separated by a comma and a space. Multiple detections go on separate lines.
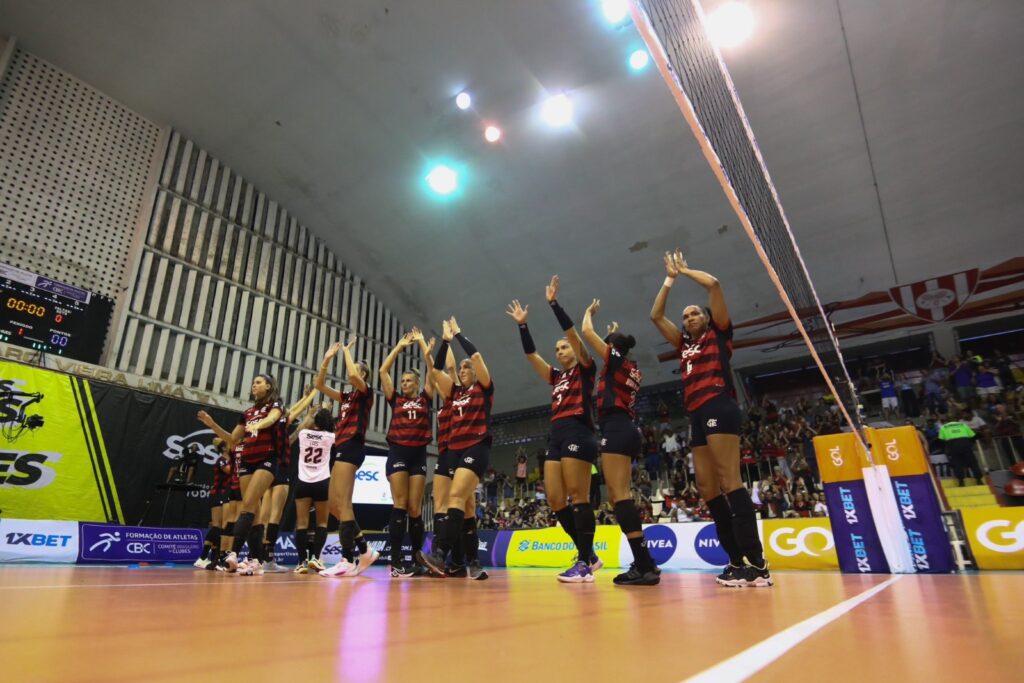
0, 263, 114, 364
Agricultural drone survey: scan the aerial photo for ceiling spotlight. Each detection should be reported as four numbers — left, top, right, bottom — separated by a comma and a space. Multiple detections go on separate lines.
484, 125, 502, 143
601, 0, 630, 25
455, 92, 472, 110
705, 1, 755, 48
425, 164, 458, 196
629, 49, 650, 71
541, 93, 573, 128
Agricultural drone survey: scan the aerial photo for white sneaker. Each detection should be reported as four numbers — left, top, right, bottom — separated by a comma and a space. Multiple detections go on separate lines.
193, 558, 211, 569
351, 548, 380, 576
223, 552, 239, 573
238, 559, 264, 576
319, 559, 356, 577
294, 561, 309, 574
308, 558, 326, 572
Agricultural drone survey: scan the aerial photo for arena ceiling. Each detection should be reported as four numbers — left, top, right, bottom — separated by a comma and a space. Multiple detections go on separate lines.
2, 0, 1023, 411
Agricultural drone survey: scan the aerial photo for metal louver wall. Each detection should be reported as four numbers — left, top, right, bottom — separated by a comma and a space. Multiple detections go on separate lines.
0, 46, 160, 298
116, 131, 422, 437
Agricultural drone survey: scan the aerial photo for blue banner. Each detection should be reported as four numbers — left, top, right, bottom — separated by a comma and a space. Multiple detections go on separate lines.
890, 475, 955, 573
78, 523, 202, 563
823, 481, 891, 573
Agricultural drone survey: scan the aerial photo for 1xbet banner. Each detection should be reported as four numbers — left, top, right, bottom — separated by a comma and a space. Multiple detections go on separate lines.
1, 360, 121, 522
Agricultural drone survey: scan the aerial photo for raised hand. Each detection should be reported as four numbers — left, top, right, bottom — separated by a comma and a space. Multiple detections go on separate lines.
664, 251, 680, 278
672, 249, 689, 272
607, 321, 619, 335
545, 275, 560, 303
197, 410, 214, 427
343, 337, 358, 354
409, 328, 425, 344
448, 316, 461, 337
506, 299, 529, 324
442, 319, 453, 342
586, 298, 600, 317
426, 336, 437, 353
323, 341, 342, 362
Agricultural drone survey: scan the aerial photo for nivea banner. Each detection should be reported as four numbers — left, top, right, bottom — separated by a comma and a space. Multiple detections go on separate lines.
78, 523, 203, 563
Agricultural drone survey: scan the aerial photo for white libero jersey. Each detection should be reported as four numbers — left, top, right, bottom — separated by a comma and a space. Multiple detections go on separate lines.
298, 429, 333, 483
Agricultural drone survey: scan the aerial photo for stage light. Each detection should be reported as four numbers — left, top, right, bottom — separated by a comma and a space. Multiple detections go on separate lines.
601, 0, 629, 25
541, 93, 573, 127
629, 49, 650, 71
705, 1, 755, 48
455, 92, 472, 110
484, 125, 502, 143
425, 164, 458, 195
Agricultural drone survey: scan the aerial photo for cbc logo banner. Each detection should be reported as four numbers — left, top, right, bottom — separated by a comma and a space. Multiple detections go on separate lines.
79, 524, 203, 563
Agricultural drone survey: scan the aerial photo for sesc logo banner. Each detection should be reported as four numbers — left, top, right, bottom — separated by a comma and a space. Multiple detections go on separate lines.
763, 519, 839, 570
0, 518, 79, 563
351, 455, 393, 505
962, 508, 1024, 570
79, 523, 202, 563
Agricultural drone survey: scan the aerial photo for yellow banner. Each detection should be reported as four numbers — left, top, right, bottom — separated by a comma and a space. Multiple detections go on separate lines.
962, 508, 1024, 570
506, 525, 622, 568
0, 360, 121, 522
813, 432, 869, 484
866, 426, 929, 477
762, 518, 839, 570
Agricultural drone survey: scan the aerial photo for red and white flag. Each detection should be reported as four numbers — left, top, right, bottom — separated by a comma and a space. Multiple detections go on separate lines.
889, 269, 980, 322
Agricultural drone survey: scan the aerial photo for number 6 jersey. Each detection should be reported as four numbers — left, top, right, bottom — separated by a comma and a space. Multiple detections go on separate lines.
298, 429, 333, 483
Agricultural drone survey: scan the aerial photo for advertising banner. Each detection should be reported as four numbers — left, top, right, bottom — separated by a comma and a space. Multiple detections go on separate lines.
762, 519, 839, 570
814, 432, 891, 573
352, 455, 393, 506
867, 426, 954, 573
505, 525, 622, 568
78, 523, 203, 563
962, 508, 1024, 570
0, 518, 79, 562
1, 360, 121, 522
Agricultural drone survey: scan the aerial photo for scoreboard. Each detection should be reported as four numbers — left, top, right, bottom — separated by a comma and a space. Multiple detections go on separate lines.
0, 263, 114, 364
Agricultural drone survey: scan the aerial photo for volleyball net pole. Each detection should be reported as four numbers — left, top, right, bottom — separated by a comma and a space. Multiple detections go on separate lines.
628, 0, 914, 572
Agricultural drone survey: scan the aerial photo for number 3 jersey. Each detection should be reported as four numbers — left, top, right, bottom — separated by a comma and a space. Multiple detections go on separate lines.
298, 429, 333, 483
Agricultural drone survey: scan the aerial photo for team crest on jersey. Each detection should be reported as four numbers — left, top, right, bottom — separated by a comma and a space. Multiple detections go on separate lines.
681, 343, 705, 361
399, 397, 426, 411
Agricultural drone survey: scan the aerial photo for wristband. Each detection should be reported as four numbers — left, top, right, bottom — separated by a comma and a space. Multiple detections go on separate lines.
519, 323, 537, 354
455, 333, 478, 357
433, 340, 450, 370
663, 276, 675, 288
549, 299, 575, 331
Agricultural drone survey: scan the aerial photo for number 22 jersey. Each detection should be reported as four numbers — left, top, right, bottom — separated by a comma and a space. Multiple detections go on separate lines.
298, 429, 333, 483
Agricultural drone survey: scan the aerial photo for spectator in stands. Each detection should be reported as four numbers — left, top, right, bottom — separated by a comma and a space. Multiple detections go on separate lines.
484, 468, 499, 510
877, 368, 899, 420
951, 356, 976, 406
993, 404, 1024, 463
975, 363, 1002, 400
792, 492, 811, 518
939, 416, 984, 486
657, 399, 670, 428
812, 494, 828, 517
924, 359, 949, 415
515, 448, 529, 496
992, 350, 1017, 390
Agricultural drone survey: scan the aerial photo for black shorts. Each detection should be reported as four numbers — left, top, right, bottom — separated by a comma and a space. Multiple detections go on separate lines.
599, 412, 642, 458
273, 467, 292, 487
387, 444, 428, 477
237, 458, 276, 477
434, 450, 457, 479
210, 492, 225, 508
332, 437, 366, 468
228, 488, 242, 502
448, 442, 490, 478
688, 392, 743, 447
294, 478, 330, 502
547, 418, 599, 463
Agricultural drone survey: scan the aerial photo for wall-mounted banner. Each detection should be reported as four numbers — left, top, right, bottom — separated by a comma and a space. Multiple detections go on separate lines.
962, 508, 1024, 570
0, 518, 79, 563
78, 523, 203, 563
505, 526, 623, 568
1, 360, 121, 522
762, 519, 838, 571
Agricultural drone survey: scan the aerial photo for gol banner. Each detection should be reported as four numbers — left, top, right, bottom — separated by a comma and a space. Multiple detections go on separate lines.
0, 360, 121, 522
762, 518, 839, 570
962, 508, 1024, 570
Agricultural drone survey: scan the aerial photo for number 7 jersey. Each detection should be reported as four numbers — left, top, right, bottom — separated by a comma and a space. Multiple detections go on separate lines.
298, 429, 333, 483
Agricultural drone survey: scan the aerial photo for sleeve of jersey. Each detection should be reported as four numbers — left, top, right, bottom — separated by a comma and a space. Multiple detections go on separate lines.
483, 381, 495, 396
583, 361, 597, 380
548, 366, 557, 385
714, 319, 734, 340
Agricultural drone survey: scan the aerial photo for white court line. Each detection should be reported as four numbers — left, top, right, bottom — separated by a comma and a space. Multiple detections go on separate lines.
683, 576, 904, 683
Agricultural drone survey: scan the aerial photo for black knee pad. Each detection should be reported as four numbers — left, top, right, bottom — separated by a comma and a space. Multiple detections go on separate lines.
614, 500, 642, 535
707, 494, 732, 521
339, 520, 356, 549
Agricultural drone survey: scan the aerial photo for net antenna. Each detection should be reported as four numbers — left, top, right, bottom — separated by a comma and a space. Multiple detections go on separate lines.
629, 0, 869, 456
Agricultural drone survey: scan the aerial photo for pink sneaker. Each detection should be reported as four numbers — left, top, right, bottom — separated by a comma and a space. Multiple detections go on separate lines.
351, 548, 380, 576
319, 559, 355, 577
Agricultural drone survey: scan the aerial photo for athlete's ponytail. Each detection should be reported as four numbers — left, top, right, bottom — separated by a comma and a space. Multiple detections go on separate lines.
606, 332, 637, 356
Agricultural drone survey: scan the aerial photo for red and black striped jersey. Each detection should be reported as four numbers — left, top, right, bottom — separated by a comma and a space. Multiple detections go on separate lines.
549, 361, 596, 427
597, 346, 642, 419
211, 454, 229, 495
679, 319, 734, 412
274, 414, 292, 468
230, 443, 242, 490
238, 400, 284, 463
335, 387, 373, 446
436, 396, 454, 454
448, 381, 494, 450
387, 391, 433, 447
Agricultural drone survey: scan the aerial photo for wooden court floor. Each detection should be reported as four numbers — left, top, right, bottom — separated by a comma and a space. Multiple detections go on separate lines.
0, 566, 1019, 682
